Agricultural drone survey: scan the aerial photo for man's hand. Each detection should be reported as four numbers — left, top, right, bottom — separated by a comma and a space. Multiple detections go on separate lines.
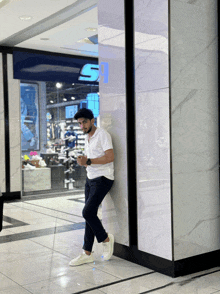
77, 156, 87, 166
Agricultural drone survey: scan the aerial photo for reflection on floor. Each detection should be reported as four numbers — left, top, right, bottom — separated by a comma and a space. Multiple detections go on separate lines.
1, 194, 220, 294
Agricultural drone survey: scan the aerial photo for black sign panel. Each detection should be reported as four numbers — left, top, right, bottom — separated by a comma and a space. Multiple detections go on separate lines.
13, 50, 99, 85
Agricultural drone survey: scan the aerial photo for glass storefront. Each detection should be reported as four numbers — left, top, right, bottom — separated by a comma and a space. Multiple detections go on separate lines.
21, 80, 99, 195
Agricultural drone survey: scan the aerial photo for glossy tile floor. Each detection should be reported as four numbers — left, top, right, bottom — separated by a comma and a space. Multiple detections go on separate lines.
1, 192, 220, 294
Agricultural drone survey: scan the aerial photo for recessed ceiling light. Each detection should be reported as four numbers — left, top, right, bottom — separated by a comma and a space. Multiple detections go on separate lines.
63, 98, 67, 101
19, 16, 33, 21
86, 28, 97, 32
50, 100, 54, 103
56, 83, 62, 89
71, 97, 75, 100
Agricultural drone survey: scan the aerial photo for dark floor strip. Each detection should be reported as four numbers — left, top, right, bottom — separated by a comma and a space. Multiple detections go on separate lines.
72, 272, 155, 294
3, 224, 28, 229
139, 282, 174, 294
3, 216, 29, 226
0, 222, 85, 244
16, 201, 84, 218
178, 268, 220, 285
21, 189, 84, 200
68, 197, 85, 203
139, 269, 220, 294
5, 202, 84, 224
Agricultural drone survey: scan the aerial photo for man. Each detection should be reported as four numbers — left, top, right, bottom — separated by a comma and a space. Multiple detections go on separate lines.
69, 108, 114, 266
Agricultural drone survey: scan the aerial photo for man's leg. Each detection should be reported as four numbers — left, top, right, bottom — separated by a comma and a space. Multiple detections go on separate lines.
69, 177, 114, 266
83, 177, 95, 255
82, 177, 114, 247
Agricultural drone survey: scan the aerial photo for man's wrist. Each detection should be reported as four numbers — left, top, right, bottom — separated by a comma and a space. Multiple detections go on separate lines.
86, 158, 92, 165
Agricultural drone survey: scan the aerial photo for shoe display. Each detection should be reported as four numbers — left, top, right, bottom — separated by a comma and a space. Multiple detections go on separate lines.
32, 155, 42, 160
63, 147, 70, 152
63, 157, 74, 163
68, 135, 76, 142
64, 169, 74, 174
102, 234, 114, 261
23, 161, 35, 167
58, 155, 66, 160
64, 135, 76, 142
24, 155, 30, 161
69, 252, 94, 266
24, 163, 36, 170
63, 157, 70, 163
39, 159, 47, 167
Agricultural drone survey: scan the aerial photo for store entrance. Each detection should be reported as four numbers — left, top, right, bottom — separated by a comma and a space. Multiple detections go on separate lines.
21, 80, 99, 196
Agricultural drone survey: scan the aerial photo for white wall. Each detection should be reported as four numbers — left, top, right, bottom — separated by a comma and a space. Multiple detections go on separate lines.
7, 54, 21, 193
98, 0, 129, 246
170, 0, 219, 260
0, 53, 6, 193
134, 0, 172, 260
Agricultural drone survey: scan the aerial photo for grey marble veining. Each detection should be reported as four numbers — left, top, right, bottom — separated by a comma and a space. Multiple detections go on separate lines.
134, 0, 172, 260
23, 168, 51, 192
98, 0, 129, 246
170, 0, 219, 260
0, 53, 6, 193
7, 54, 22, 193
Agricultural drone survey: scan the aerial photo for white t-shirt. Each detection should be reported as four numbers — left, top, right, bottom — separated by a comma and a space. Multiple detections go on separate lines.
84, 127, 114, 180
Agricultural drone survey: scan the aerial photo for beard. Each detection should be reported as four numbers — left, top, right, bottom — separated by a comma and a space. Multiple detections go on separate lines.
86, 126, 92, 134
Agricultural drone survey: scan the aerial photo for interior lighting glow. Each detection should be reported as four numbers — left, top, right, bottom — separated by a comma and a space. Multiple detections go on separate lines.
63, 98, 67, 101
86, 28, 97, 32
56, 82, 62, 88
19, 16, 33, 21
71, 97, 75, 100
50, 100, 54, 103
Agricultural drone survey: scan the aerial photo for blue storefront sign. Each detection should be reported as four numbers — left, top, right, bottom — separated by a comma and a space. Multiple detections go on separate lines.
13, 50, 109, 84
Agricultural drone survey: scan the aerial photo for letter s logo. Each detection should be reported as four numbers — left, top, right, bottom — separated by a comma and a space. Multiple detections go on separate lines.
78, 64, 99, 82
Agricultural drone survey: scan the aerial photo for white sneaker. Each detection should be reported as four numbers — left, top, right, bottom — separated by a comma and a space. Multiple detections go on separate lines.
24, 163, 36, 170
63, 157, 71, 163
68, 135, 76, 142
102, 234, 114, 261
63, 147, 70, 152
39, 159, 47, 167
69, 252, 94, 266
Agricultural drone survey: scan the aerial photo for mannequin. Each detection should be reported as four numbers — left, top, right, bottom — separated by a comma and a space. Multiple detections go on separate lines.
64, 125, 78, 148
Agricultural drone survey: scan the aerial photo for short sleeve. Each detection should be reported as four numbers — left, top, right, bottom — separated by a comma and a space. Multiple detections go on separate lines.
84, 138, 88, 156
100, 130, 113, 151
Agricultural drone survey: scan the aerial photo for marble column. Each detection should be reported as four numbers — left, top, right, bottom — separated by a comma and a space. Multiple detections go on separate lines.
7, 54, 21, 193
170, 0, 219, 260
134, 0, 172, 260
39, 82, 47, 153
98, 0, 219, 275
98, 0, 129, 246
0, 53, 6, 193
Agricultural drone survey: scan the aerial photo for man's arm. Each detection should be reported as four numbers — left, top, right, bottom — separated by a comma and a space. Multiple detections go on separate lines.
91, 149, 114, 164
77, 149, 114, 166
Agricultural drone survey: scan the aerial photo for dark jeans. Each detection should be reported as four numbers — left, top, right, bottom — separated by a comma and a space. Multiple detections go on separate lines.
82, 176, 114, 252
